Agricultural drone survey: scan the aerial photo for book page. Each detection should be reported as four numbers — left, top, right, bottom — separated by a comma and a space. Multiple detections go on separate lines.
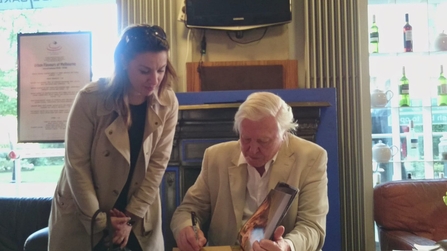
263, 190, 291, 239
238, 182, 297, 251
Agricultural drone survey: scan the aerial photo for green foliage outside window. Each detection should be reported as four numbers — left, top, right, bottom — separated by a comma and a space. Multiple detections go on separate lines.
0, 10, 43, 117
0, 10, 65, 179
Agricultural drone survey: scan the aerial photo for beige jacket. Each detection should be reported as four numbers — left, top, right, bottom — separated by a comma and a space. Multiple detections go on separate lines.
48, 81, 178, 251
170, 134, 328, 251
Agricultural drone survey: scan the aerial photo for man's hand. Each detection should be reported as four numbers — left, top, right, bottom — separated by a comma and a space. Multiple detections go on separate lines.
175, 225, 207, 251
252, 226, 291, 251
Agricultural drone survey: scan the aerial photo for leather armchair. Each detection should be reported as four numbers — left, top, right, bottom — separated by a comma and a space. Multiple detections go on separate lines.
0, 197, 51, 251
374, 179, 447, 251
23, 227, 48, 251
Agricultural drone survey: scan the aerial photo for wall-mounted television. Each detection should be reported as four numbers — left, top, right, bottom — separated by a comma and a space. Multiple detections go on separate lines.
185, 0, 292, 31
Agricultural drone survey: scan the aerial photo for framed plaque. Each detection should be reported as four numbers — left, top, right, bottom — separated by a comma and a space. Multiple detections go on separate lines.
17, 31, 91, 142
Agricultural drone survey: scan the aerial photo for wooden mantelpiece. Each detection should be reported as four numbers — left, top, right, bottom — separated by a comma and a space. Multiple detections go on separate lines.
177, 101, 330, 142
186, 60, 298, 92
178, 101, 329, 110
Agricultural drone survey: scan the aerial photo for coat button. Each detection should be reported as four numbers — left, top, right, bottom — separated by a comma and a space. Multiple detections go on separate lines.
108, 130, 113, 135
155, 122, 158, 125
103, 150, 110, 157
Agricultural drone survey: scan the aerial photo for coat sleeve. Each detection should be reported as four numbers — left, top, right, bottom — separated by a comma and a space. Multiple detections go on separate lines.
285, 147, 329, 251
64, 89, 107, 233
170, 146, 213, 240
126, 91, 179, 218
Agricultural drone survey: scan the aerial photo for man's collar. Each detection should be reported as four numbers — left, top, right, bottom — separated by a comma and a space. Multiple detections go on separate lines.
237, 150, 279, 169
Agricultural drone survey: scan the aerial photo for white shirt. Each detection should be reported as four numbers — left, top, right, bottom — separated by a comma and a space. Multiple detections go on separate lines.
238, 153, 275, 222
237, 152, 295, 251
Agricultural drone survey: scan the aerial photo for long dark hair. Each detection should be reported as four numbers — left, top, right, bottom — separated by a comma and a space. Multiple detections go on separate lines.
105, 24, 177, 127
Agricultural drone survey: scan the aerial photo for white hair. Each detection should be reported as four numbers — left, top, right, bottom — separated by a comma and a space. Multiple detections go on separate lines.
233, 92, 298, 137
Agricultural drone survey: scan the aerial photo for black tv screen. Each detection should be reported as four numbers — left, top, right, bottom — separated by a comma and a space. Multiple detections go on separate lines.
185, 0, 292, 31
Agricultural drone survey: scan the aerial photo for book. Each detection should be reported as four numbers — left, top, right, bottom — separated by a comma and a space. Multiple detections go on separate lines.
238, 182, 299, 251
412, 243, 441, 250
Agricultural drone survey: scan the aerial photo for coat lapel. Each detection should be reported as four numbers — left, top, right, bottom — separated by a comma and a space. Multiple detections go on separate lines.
142, 99, 163, 168
105, 116, 131, 164
144, 103, 162, 138
268, 138, 296, 190
103, 93, 163, 169
228, 152, 247, 229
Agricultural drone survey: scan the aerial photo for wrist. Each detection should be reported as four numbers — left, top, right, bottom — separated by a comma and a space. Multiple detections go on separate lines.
126, 219, 135, 227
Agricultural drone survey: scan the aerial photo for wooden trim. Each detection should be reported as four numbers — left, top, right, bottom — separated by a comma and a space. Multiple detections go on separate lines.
186, 60, 298, 92
179, 101, 330, 111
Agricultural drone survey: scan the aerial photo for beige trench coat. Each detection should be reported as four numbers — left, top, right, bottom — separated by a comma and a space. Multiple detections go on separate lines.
48, 81, 178, 251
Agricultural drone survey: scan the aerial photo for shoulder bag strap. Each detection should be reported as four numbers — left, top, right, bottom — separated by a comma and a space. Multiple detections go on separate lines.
91, 209, 102, 251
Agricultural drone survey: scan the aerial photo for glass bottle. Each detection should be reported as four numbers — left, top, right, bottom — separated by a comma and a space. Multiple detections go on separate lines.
438, 65, 447, 106
407, 120, 418, 160
403, 13, 413, 52
399, 66, 410, 107
370, 15, 379, 53
439, 134, 447, 160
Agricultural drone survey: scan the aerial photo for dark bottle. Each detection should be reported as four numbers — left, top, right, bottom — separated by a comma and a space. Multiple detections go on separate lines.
407, 172, 412, 179
403, 13, 413, 52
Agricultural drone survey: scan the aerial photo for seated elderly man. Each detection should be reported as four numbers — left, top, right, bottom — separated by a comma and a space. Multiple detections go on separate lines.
171, 92, 329, 251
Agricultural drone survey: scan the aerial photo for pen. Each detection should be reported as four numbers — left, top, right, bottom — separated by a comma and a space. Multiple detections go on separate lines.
190, 211, 198, 241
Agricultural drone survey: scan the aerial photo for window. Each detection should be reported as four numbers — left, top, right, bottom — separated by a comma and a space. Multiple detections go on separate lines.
0, 2, 118, 197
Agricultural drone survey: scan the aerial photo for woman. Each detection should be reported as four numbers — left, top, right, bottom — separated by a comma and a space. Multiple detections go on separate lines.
48, 24, 178, 251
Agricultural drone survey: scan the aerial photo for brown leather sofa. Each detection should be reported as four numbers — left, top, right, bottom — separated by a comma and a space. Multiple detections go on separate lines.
374, 179, 447, 251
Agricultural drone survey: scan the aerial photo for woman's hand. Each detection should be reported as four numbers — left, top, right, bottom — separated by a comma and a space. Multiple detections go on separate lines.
110, 209, 132, 248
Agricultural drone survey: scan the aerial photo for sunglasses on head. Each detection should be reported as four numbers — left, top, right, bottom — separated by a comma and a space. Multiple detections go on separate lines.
125, 25, 167, 44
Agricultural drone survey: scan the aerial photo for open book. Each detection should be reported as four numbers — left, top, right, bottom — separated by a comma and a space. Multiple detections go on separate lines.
238, 182, 299, 251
